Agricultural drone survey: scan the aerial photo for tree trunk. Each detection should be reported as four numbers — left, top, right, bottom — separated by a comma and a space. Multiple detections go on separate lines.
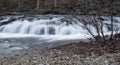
54, 0, 57, 9
36, 0, 40, 11
109, 1, 114, 40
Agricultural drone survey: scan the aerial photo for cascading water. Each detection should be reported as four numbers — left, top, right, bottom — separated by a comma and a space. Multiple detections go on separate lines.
0, 16, 120, 37
0, 16, 89, 56
0, 15, 120, 57
0, 16, 85, 35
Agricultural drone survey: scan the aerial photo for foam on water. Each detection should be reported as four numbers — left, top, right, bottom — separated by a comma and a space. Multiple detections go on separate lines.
0, 16, 120, 39
0, 15, 120, 57
0, 17, 83, 35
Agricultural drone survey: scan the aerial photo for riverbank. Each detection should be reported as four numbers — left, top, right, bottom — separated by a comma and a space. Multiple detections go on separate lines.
0, 0, 120, 16
0, 40, 119, 65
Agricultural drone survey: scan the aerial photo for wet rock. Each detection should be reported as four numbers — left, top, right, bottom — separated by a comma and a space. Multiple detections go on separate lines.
0, 17, 16, 26
0, 17, 4, 21
39, 64, 43, 65
27, 17, 34, 21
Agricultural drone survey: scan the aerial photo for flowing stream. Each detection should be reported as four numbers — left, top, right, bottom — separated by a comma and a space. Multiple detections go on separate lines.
0, 15, 120, 57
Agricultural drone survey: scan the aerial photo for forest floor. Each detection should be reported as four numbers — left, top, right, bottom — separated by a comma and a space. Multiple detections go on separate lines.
0, 40, 120, 65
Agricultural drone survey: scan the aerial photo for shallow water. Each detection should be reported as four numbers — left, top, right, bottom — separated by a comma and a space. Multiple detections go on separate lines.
0, 15, 120, 57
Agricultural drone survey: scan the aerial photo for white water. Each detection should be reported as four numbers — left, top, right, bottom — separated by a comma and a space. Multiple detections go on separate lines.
0, 17, 81, 35
0, 16, 120, 41
0, 15, 120, 57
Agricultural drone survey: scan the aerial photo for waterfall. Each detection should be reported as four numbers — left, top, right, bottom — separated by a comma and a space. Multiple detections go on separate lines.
0, 16, 120, 36
0, 17, 84, 35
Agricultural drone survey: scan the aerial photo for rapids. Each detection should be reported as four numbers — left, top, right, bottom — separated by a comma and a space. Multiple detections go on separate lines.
0, 15, 119, 57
